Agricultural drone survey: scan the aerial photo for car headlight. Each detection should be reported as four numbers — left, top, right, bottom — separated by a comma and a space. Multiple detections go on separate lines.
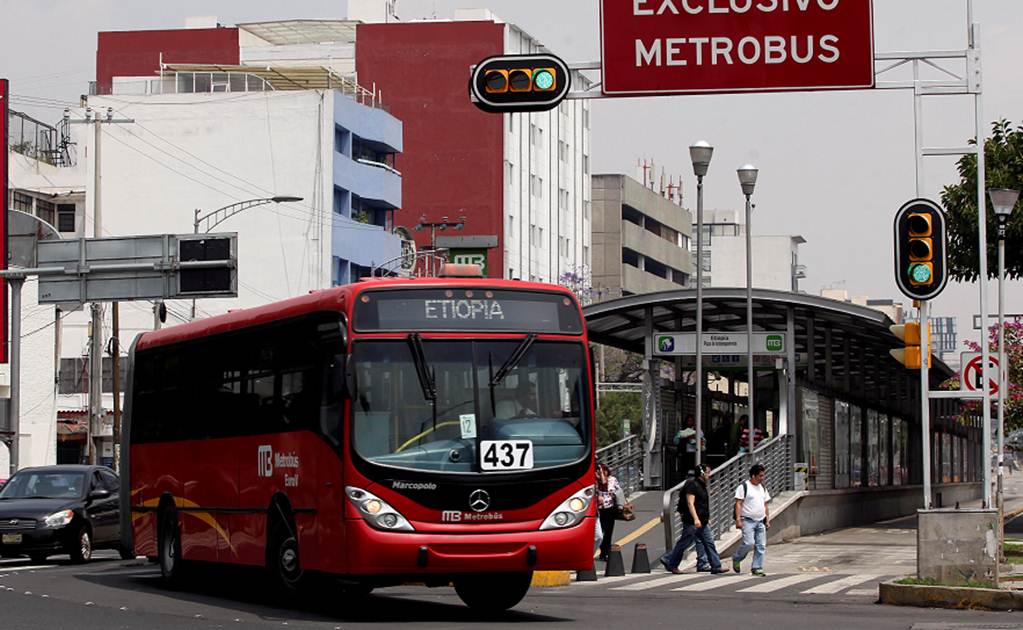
43, 509, 74, 528
539, 485, 594, 531
345, 486, 414, 532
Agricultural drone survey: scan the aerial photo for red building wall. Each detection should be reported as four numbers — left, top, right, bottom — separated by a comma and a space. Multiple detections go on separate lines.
356, 21, 506, 277
96, 28, 240, 93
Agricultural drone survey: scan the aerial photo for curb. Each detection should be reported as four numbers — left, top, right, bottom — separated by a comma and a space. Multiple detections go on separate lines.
531, 571, 572, 588
879, 579, 1023, 612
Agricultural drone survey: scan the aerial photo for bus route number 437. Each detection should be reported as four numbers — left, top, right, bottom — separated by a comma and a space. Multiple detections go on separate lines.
480, 440, 534, 471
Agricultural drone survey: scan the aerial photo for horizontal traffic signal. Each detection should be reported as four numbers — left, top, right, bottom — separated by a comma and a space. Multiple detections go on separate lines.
889, 321, 932, 370
471, 54, 571, 113
893, 199, 948, 301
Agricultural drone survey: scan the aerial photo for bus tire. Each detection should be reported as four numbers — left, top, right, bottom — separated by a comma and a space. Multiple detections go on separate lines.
158, 507, 184, 586
267, 507, 303, 592
454, 571, 532, 611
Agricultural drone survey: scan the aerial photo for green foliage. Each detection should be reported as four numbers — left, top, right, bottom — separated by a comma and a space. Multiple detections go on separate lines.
940, 120, 1023, 282
895, 576, 996, 589
940, 318, 1023, 434
596, 391, 641, 449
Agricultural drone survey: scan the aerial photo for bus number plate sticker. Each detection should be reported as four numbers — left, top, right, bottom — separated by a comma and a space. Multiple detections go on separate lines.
459, 414, 477, 439
480, 440, 534, 471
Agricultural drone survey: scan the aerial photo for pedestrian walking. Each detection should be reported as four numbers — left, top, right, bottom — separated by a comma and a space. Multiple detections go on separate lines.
595, 463, 620, 561
659, 464, 728, 574
737, 415, 764, 454
732, 463, 771, 576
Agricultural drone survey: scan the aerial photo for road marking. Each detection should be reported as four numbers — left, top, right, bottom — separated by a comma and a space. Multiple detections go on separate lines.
846, 588, 879, 597
610, 515, 662, 550
0, 564, 50, 573
801, 573, 883, 594
612, 573, 704, 591
571, 573, 650, 587
737, 573, 821, 593
672, 574, 758, 591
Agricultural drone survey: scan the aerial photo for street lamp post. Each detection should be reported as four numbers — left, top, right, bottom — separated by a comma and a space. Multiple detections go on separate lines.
689, 142, 714, 468
989, 187, 1019, 535
190, 196, 303, 319
738, 165, 759, 460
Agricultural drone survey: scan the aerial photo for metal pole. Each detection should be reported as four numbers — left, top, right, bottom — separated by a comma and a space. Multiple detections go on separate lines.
191, 210, 200, 320
745, 193, 755, 460
695, 175, 704, 467
974, 25, 992, 508
997, 233, 1006, 546
7, 276, 24, 478
112, 303, 121, 472
921, 300, 932, 509
87, 118, 103, 464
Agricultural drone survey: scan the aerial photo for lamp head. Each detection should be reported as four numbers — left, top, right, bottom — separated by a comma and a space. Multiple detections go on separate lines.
989, 188, 1019, 219
737, 164, 759, 196
271, 195, 304, 203
689, 141, 714, 178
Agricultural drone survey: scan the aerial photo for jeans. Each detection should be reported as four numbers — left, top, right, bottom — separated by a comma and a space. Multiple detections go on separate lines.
732, 517, 766, 570
594, 515, 604, 554
597, 508, 617, 560
660, 523, 720, 571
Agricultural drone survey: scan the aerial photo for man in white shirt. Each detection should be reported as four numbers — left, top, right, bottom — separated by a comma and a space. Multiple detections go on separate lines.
732, 463, 771, 576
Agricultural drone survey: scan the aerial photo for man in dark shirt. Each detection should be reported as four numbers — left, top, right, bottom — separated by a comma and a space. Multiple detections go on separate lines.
659, 463, 727, 574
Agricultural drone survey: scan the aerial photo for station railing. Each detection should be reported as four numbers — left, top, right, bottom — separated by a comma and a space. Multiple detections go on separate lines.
597, 434, 644, 499
662, 433, 794, 551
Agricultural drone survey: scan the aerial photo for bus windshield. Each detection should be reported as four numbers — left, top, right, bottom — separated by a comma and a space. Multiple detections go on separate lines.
351, 339, 589, 474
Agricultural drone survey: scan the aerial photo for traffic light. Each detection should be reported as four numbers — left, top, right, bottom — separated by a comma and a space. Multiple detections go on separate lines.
889, 321, 932, 370
470, 54, 571, 113
893, 199, 948, 301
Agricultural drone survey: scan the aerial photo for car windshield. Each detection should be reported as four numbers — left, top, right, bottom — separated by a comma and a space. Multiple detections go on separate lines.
0, 471, 85, 499
351, 339, 590, 473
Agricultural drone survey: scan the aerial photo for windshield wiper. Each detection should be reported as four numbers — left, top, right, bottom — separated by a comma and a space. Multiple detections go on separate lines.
489, 334, 536, 388
407, 333, 438, 430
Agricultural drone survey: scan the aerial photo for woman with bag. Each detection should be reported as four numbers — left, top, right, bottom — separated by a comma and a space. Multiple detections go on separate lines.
595, 463, 621, 561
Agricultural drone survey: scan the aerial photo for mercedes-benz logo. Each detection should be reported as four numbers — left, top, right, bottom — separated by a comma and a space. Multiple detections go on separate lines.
468, 489, 490, 512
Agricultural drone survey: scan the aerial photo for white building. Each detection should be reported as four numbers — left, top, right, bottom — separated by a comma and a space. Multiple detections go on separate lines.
695, 209, 806, 292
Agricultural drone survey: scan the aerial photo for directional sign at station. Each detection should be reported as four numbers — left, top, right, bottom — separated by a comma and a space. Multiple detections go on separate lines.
961, 352, 999, 396
653, 332, 787, 356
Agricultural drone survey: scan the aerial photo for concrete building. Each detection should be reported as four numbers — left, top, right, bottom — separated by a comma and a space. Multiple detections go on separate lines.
91, 6, 592, 284
696, 209, 806, 292
591, 174, 693, 298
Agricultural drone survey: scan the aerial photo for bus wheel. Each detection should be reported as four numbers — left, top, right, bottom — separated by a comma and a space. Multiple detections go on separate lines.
158, 508, 184, 586
267, 513, 303, 591
454, 572, 532, 611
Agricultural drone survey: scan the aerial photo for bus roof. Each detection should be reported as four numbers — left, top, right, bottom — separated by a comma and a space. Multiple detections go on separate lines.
136, 277, 577, 352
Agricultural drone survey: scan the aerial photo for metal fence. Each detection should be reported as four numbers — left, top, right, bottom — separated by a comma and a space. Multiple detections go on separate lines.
7, 110, 63, 166
597, 434, 644, 498
662, 433, 794, 550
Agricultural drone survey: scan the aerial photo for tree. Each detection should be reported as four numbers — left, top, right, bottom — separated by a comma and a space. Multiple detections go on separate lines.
940, 120, 1023, 282
596, 391, 642, 448
941, 318, 1022, 434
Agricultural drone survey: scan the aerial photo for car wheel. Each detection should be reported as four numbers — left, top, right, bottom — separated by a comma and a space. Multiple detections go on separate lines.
68, 525, 92, 563
454, 571, 532, 611
28, 552, 48, 564
158, 508, 184, 586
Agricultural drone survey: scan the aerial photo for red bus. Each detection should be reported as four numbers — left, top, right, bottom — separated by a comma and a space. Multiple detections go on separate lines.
120, 272, 596, 610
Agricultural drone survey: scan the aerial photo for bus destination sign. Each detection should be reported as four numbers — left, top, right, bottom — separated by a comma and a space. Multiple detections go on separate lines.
354, 289, 583, 334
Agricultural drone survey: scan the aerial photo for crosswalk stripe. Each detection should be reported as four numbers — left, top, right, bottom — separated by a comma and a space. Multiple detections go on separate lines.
612, 573, 705, 591
737, 573, 821, 593
672, 574, 758, 592
0, 564, 50, 573
801, 574, 883, 595
571, 573, 651, 587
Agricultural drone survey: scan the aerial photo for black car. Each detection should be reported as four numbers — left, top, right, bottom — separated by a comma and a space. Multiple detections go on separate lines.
0, 465, 132, 563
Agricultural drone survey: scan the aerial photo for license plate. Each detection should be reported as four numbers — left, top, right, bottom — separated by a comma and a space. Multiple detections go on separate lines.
2, 533, 22, 545
480, 440, 534, 471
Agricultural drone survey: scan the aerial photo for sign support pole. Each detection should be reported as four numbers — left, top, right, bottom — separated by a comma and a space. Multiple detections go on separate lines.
920, 299, 932, 509
973, 23, 992, 509
7, 274, 23, 478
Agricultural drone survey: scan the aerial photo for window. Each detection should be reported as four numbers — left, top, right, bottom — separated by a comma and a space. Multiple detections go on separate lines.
530, 176, 539, 198
583, 155, 590, 174
57, 204, 76, 232
700, 251, 712, 273
508, 113, 515, 133
559, 141, 568, 162
583, 200, 591, 219
558, 188, 569, 212
582, 245, 589, 263
131, 313, 344, 444
334, 126, 351, 156
583, 106, 590, 129
506, 161, 514, 187
36, 199, 55, 226
12, 191, 33, 213
508, 215, 515, 238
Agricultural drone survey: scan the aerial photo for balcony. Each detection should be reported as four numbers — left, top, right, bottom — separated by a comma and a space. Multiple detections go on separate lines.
331, 215, 402, 270
621, 220, 692, 273
333, 153, 402, 209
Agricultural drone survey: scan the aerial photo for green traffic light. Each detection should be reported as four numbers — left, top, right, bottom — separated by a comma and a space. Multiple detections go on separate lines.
533, 69, 555, 91
909, 263, 932, 284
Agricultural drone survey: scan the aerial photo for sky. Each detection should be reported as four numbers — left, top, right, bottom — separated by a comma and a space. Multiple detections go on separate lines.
2, 0, 1022, 358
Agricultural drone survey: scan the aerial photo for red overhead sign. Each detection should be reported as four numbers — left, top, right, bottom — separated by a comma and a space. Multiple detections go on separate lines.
1, 79, 8, 363
600, 0, 875, 96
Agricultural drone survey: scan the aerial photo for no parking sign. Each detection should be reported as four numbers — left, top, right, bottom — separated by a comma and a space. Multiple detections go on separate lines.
960, 352, 1000, 396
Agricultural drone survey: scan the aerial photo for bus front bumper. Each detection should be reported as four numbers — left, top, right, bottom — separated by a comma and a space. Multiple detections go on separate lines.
345, 516, 596, 574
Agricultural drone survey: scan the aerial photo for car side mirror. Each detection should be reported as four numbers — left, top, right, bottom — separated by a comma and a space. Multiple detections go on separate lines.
88, 488, 111, 501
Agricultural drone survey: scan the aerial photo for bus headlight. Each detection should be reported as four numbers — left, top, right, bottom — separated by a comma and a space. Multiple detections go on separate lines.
345, 486, 415, 532
539, 485, 594, 531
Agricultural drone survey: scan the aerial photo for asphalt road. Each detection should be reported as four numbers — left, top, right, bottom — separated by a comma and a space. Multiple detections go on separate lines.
0, 553, 1019, 630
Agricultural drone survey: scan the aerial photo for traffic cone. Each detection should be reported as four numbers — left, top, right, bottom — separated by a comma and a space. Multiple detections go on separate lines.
604, 544, 626, 577
631, 543, 651, 573
576, 560, 598, 582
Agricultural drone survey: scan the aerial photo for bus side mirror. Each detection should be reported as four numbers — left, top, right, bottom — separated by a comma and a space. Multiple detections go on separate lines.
332, 354, 356, 399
